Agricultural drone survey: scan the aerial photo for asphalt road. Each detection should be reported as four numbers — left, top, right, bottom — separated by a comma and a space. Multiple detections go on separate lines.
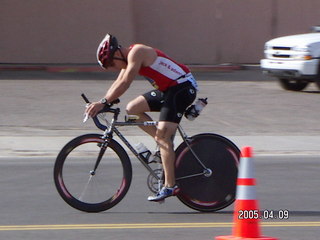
0, 69, 320, 240
0, 156, 319, 240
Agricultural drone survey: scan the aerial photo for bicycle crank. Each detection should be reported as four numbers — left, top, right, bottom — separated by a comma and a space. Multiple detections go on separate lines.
147, 169, 164, 193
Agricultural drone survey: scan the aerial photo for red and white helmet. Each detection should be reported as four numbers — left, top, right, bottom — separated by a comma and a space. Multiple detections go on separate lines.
96, 34, 119, 68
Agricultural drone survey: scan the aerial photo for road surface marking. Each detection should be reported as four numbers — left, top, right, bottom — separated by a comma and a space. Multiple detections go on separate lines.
0, 222, 320, 231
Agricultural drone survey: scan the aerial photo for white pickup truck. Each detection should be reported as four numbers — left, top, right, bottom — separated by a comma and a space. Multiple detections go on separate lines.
261, 26, 320, 91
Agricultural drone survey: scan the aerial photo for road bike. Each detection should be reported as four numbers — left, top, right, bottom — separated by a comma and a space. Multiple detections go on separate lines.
53, 94, 240, 212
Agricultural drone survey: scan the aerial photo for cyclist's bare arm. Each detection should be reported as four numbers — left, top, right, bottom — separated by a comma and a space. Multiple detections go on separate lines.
104, 45, 156, 102
104, 67, 136, 103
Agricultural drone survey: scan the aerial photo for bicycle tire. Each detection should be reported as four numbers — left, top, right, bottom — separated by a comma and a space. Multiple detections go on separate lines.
53, 133, 132, 212
175, 133, 240, 212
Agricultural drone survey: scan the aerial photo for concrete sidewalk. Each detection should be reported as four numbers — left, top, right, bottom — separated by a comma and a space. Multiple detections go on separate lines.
1, 72, 319, 160
0, 63, 246, 73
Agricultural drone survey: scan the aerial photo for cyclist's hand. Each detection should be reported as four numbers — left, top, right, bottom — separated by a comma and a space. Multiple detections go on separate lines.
85, 102, 104, 117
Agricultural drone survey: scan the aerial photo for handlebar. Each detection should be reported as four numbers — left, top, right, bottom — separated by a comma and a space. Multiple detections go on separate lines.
81, 93, 90, 104
81, 93, 120, 131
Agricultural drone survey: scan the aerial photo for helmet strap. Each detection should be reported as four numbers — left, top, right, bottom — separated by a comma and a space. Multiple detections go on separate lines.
113, 46, 128, 64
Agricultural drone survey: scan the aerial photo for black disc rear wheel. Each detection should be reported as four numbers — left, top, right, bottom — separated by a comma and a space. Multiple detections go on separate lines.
175, 133, 240, 212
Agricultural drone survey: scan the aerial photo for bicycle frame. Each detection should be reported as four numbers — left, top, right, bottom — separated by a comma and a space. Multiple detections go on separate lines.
95, 110, 210, 182
82, 94, 210, 182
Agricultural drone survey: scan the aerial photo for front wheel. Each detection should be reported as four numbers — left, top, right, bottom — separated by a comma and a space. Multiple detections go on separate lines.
175, 133, 240, 212
53, 134, 132, 212
315, 63, 320, 90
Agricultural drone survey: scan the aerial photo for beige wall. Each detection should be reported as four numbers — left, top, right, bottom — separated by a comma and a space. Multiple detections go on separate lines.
1, 0, 320, 65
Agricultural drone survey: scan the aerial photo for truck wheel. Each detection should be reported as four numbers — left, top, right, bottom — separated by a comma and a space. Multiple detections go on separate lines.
315, 63, 320, 90
278, 78, 308, 91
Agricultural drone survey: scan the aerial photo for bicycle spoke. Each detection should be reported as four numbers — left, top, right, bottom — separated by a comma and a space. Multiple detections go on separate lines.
79, 175, 94, 201
78, 172, 106, 202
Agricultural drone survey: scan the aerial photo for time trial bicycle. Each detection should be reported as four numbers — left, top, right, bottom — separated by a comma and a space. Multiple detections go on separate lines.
53, 94, 240, 212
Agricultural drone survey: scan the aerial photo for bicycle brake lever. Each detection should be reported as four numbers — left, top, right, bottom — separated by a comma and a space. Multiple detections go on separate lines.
83, 103, 91, 123
83, 113, 90, 123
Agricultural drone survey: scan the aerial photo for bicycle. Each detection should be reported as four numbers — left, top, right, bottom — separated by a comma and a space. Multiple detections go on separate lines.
53, 93, 240, 213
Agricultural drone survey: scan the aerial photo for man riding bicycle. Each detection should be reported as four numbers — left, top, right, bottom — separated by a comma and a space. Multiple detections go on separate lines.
85, 34, 198, 202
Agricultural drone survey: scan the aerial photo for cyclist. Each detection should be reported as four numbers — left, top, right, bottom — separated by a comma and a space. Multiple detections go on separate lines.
85, 33, 198, 202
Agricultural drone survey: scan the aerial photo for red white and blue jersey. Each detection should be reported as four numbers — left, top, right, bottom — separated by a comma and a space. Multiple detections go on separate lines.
137, 47, 198, 92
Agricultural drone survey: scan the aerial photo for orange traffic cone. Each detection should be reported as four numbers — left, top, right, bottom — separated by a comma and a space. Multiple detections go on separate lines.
216, 146, 278, 240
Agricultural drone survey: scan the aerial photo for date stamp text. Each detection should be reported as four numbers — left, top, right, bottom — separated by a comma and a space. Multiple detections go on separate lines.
238, 210, 290, 220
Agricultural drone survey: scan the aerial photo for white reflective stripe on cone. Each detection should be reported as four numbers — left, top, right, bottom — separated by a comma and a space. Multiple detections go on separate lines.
238, 157, 255, 179
236, 185, 257, 200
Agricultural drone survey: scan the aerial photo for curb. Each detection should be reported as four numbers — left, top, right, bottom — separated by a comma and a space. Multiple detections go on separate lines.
0, 64, 253, 73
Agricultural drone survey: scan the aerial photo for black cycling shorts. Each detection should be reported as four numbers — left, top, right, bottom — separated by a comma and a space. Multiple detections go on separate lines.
142, 82, 197, 123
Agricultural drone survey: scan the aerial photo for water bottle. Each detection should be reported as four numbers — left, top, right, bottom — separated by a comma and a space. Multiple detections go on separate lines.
184, 98, 208, 121
135, 143, 151, 163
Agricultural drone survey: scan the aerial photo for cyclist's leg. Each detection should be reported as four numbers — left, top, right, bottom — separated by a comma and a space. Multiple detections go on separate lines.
156, 83, 196, 188
155, 121, 178, 188
126, 95, 157, 137
148, 83, 196, 201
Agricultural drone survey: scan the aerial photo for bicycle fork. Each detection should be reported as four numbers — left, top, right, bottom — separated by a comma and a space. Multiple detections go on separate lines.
90, 141, 108, 176
90, 126, 114, 176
